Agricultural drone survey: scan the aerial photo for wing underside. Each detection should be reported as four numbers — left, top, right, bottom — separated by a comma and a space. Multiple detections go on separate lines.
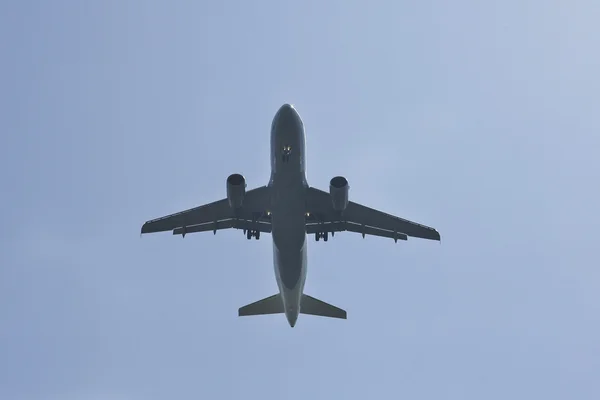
140, 185, 439, 241
141, 186, 272, 236
305, 187, 440, 242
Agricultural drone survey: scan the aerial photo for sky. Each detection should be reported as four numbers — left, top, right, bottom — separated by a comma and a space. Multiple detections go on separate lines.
1, 0, 599, 399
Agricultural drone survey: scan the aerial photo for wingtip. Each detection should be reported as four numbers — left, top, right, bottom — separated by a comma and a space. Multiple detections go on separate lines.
426, 230, 441, 242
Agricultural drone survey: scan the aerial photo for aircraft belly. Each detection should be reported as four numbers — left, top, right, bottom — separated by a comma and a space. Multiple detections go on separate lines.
271, 182, 307, 292
272, 216, 306, 291
268, 146, 308, 325
273, 238, 307, 326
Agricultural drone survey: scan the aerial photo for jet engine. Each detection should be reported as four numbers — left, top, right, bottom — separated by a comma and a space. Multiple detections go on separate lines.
329, 176, 349, 212
226, 173, 246, 209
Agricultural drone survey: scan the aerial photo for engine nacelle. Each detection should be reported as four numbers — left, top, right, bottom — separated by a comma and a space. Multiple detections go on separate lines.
226, 173, 246, 209
329, 176, 349, 212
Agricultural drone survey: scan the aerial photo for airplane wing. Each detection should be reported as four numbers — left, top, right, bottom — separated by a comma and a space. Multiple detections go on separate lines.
305, 187, 440, 242
141, 186, 271, 236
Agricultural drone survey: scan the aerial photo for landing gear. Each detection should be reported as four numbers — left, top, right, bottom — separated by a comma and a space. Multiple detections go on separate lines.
282, 146, 291, 163
246, 230, 260, 240
314, 232, 329, 242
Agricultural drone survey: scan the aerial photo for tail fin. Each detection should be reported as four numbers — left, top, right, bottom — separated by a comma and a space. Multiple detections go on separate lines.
300, 294, 347, 319
238, 294, 284, 317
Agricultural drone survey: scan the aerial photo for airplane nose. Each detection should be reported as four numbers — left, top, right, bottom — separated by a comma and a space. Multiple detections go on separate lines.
273, 103, 300, 131
277, 103, 296, 118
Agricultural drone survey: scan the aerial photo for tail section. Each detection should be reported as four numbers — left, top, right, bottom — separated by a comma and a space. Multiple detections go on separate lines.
300, 294, 347, 319
238, 294, 284, 317
238, 293, 347, 322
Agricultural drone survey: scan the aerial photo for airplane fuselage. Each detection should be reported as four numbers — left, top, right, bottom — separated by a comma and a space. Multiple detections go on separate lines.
268, 104, 308, 327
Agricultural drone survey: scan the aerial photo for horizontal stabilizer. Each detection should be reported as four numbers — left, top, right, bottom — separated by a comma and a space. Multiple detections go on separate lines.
300, 294, 347, 319
239, 294, 284, 317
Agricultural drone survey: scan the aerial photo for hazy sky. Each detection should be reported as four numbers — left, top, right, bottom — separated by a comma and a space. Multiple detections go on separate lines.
2, 1, 599, 399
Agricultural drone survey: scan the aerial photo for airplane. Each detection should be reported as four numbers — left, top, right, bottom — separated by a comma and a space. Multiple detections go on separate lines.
140, 103, 441, 327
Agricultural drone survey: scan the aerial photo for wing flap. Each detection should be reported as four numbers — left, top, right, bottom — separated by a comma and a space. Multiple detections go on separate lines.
306, 221, 408, 241
172, 219, 272, 236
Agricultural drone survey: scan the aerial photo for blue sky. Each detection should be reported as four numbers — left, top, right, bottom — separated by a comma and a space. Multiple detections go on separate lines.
1, 1, 599, 399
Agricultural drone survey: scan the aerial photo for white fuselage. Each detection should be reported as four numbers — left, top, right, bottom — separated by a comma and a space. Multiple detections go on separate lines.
268, 104, 308, 327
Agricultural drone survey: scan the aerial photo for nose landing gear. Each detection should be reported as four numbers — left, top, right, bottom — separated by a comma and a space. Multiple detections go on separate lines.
281, 146, 292, 163
314, 232, 328, 242
245, 229, 260, 240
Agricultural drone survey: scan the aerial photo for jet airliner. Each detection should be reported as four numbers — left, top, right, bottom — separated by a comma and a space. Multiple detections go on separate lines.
141, 104, 441, 327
